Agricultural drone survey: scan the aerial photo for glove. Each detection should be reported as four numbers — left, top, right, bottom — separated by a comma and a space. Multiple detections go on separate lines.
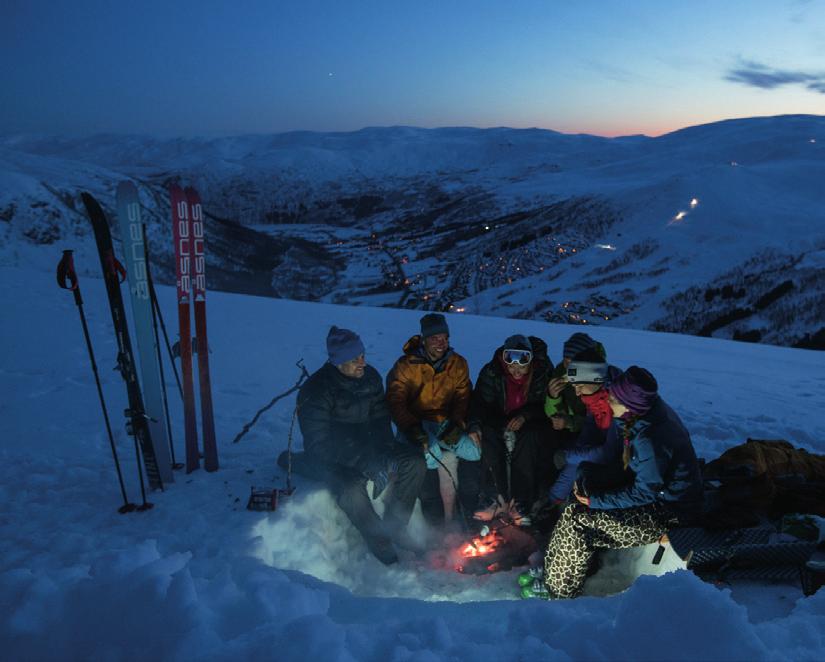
436, 419, 463, 446
405, 424, 429, 448
364, 456, 398, 500
370, 468, 390, 499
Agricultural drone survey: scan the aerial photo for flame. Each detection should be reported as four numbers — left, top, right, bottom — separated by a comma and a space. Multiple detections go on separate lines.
460, 531, 504, 558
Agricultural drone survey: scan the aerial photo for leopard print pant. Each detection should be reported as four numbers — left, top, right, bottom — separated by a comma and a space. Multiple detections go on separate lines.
543, 502, 677, 598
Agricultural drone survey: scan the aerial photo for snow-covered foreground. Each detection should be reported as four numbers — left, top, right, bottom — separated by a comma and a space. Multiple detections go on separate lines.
2, 264, 825, 660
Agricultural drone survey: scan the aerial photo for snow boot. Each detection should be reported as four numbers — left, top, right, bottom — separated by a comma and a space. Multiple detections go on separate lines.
520, 577, 550, 599
517, 566, 544, 587
366, 536, 399, 565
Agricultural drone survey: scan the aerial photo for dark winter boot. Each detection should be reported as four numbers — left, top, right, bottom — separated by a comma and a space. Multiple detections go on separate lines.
365, 535, 399, 565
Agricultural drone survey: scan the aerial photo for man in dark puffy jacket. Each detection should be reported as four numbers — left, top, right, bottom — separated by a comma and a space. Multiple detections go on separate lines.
298, 326, 426, 564
468, 334, 553, 515
522, 366, 702, 599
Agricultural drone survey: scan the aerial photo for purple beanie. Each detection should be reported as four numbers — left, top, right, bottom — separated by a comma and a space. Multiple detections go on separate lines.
608, 366, 658, 415
326, 326, 365, 365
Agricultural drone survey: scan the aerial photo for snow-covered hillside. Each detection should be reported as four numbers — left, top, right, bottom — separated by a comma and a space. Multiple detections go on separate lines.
2, 265, 824, 660
1, 115, 824, 349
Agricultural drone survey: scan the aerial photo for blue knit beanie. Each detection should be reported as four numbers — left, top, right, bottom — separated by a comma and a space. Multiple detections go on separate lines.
326, 326, 365, 365
420, 313, 449, 338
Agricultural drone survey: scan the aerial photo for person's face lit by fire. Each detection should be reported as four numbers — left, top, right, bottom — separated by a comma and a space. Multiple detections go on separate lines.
424, 333, 449, 361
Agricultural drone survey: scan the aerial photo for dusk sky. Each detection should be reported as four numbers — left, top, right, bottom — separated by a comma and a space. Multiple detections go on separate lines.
2, 0, 824, 138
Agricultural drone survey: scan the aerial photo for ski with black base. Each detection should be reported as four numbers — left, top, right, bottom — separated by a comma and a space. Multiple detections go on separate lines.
115, 181, 174, 484
82, 191, 163, 493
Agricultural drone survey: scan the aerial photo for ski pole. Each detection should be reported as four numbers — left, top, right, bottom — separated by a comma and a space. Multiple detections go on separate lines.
143, 226, 183, 470
151, 288, 183, 399
141, 225, 182, 399
57, 250, 136, 514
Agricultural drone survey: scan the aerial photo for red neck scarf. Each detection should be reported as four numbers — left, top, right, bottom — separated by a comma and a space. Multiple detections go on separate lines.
500, 356, 532, 414
580, 388, 613, 430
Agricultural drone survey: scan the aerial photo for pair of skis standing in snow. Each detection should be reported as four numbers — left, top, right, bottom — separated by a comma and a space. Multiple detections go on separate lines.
58, 183, 218, 511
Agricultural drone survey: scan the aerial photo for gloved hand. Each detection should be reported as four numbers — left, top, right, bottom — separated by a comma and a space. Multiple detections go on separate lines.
405, 424, 429, 448
364, 456, 398, 500
436, 419, 463, 446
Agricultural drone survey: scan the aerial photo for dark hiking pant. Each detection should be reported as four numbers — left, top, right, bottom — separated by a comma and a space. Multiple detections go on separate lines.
384, 444, 427, 535
480, 419, 553, 507
543, 502, 678, 598
330, 444, 426, 547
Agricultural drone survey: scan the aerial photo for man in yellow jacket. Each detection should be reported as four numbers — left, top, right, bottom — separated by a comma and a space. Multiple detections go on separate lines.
386, 313, 481, 527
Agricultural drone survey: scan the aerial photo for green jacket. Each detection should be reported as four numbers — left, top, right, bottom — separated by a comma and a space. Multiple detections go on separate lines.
544, 341, 607, 432
543, 362, 588, 432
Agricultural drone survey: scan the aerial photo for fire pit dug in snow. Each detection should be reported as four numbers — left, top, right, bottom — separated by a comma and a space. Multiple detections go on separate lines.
455, 520, 538, 575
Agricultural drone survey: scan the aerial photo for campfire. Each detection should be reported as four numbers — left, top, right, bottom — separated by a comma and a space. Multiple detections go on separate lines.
460, 528, 504, 559
454, 521, 538, 575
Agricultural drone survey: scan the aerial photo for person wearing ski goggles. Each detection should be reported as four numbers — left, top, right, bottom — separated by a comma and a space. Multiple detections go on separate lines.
502, 347, 533, 366
467, 334, 555, 520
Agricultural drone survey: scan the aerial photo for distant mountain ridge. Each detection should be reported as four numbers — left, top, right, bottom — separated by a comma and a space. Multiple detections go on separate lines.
1, 114, 823, 348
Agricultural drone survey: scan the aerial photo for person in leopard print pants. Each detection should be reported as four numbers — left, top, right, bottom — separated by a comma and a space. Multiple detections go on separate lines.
528, 366, 702, 599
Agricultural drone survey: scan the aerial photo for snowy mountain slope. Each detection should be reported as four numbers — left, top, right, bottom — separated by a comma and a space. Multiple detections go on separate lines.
1, 115, 823, 348
2, 265, 825, 660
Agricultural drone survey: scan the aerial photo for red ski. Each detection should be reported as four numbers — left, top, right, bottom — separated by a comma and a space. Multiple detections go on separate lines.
186, 187, 218, 472
170, 185, 200, 473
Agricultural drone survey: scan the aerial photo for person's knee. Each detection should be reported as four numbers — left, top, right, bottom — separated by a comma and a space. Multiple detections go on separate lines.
397, 452, 426, 479
335, 478, 367, 509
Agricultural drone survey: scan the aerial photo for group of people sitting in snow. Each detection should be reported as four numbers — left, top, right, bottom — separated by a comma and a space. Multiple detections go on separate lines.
296, 312, 702, 600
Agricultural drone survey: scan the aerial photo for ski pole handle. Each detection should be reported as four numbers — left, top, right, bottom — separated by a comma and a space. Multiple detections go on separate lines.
57, 249, 83, 306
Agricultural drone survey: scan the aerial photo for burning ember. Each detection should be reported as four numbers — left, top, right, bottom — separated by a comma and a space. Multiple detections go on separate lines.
460, 529, 504, 558
453, 522, 538, 575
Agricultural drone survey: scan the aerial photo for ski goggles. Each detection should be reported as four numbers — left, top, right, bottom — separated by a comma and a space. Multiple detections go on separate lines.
502, 348, 533, 365
566, 361, 608, 384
